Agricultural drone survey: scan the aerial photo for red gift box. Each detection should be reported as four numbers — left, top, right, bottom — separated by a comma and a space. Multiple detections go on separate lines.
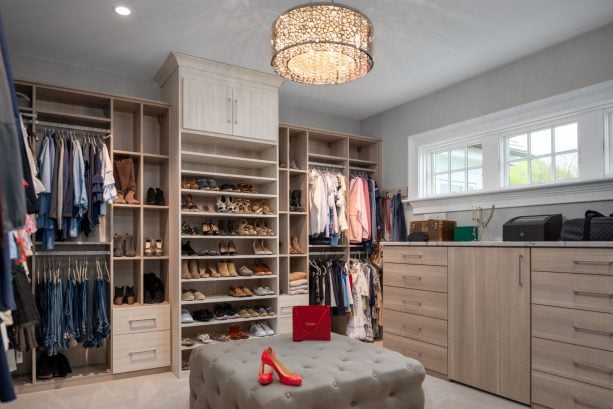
292, 305, 331, 341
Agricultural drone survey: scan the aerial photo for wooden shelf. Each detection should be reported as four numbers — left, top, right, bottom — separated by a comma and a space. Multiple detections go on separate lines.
181, 316, 275, 329
181, 235, 277, 240
308, 153, 347, 163
112, 203, 141, 209
181, 275, 277, 283
143, 153, 170, 163
181, 170, 276, 183
289, 169, 308, 174
113, 149, 140, 157
181, 211, 277, 219
180, 189, 276, 199
182, 130, 277, 150
142, 205, 169, 210
181, 255, 277, 260
181, 151, 275, 169
37, 109, 111, 126
349, 158, 378, 166
181, 294, 277, 305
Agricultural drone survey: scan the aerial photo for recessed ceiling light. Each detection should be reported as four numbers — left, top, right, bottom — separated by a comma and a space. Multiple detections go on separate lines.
114, 6, 132, 16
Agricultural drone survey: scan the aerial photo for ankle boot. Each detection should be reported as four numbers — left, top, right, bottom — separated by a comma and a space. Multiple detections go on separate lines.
146, 188, 156, 205
113, 234, 124, 257
114, 286, 125, 305
123, 234, 137, 257
155, 188, 166, 205
124, 286, 136, 305
182, 241, 196, 256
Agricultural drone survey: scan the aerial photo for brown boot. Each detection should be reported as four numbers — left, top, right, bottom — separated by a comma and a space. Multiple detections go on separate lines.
123, 233, 137, 257
113, 160, 127, 204
116, 158, 139, 204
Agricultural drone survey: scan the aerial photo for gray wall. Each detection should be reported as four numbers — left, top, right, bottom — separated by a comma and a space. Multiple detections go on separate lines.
279, 104, 362, 134
362, 22, 613, 190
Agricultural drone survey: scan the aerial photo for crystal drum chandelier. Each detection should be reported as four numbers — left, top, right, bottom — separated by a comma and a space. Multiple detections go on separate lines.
271, 2, 373, 85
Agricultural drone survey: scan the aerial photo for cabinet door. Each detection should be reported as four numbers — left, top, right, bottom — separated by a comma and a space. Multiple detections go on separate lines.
449, 247, 530, 404
232, 86, 278, 141
182, 76, 232, 135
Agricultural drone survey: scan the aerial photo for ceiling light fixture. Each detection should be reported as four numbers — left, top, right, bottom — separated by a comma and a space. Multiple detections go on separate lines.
271, 2, 373, 85
114, 6, 132, 16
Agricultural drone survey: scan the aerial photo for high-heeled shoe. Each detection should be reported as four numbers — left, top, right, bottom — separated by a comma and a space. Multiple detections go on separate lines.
227, 240, 237, 256
259, 347, 302, 386
253, 240, 264, 255
202, 222, 211, 235
261, 240, 273, 255
217, 261, 230, 277
216, 196, 227, 213
219, 241, 229, 255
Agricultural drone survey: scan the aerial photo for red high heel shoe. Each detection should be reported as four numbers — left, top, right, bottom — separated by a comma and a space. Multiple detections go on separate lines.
259, 347, 302, 386
258, 361, 273, 385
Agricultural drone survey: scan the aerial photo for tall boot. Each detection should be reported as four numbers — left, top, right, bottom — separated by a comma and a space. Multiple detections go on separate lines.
116, 158, 139, 205
291, 190, 304, 212
113, 160, 127, 204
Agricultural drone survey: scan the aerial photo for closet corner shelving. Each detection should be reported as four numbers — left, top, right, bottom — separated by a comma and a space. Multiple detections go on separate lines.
13, 80, 172, 392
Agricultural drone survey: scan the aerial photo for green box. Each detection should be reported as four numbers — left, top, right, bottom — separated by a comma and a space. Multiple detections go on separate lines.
454, 226, 478, 241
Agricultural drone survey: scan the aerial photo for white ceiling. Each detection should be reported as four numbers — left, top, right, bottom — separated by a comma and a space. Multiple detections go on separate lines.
2, 0, 613, 120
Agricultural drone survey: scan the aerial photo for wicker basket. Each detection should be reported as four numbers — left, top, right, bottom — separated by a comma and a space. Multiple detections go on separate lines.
410, 219, 457, 242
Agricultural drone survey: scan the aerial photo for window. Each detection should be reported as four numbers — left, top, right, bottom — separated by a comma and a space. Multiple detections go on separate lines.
432, 144, 483, 195
505, 122, 578, 186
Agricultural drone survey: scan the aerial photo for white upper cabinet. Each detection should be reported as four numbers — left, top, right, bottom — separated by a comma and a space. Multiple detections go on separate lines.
156, 53, 284, 142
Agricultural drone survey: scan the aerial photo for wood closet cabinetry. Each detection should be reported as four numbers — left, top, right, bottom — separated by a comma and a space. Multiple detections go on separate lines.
181, 72, 278, 141
448, 247, 531, 405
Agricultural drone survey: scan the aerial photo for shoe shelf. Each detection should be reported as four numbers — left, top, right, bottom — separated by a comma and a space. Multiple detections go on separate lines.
113, 149, 141, 158
143, 153, 170, 163
112, 203, 142, 209
307, 153, 347, 163
181, 129, 277, 150
181, 235, 278, 240
181, 211, 277, 219
142, 205, 170, 210
181, 255, 277, 260
181, 275, 277, 283
180, 170, 277, 183
181, 151, 276, 169
181, 294, 277, 305
181, 315, 275, 329
180, 188, 276, 199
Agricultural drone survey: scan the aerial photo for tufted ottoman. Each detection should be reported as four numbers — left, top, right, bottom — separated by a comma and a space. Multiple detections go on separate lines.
189, 333, 425, 409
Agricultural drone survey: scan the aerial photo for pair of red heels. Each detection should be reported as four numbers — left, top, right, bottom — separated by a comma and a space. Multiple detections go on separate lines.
258, 347, 302, 387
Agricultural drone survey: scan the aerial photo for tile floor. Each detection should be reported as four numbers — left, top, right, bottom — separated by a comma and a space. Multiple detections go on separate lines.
5, 372, 527, 409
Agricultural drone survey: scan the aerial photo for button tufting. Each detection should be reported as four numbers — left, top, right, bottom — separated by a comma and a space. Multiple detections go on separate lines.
286, 392, 292, 399
372, 371, 377, 378
389, 391, 395, 397
333, 381, 338, 388
351, 401, 357, 407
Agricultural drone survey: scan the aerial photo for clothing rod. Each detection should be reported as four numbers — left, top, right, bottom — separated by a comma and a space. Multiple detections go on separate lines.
309, 162, 345, 169
35, 251, 110, 256
25, 119, 110, 134
349, 166, 375, 172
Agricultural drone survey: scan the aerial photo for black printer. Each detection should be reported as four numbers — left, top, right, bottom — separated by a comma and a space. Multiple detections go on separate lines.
503, 214, 563, 241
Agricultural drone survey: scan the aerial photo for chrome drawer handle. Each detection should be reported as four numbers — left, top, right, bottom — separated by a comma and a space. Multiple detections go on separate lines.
572, 397, 612, 409
402, 300, 422, 306
129, 317, 157, 323
573, 290, 613, 298
402, 275, 423, 280
129, 348, 157, 356
518, 254, 524, 287
402, 324, 422, 332
573, 361, 613, 375
402, 254, 422, 258
573, 260, 613, 266
227, 98, 231, 123
573, 325, 613, 337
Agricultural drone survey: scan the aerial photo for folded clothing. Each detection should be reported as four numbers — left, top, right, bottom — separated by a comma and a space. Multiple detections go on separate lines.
289, 278, 308, 287
289, 284, 308, 291
289, 289, 309, 295
289, 271, 307, 281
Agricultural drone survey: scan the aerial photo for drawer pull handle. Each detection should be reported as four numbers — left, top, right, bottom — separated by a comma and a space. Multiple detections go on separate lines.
402, 275, 422, 280
518, 254, 524, 287
573, 260, 613, 266
573, 290, 613, 298
129, 348, 157, 356
402, 300, 422, 306
129, 317, 157, 323
402, 254, 422, 258
402, 325, 422, 333
572, 397, 611, 409
573, 361, 613, 375
573, 325, 613, 337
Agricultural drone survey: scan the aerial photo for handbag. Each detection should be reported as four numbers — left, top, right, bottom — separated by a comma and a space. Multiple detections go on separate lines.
589, 217, 613, 241
292, 305, 331, 342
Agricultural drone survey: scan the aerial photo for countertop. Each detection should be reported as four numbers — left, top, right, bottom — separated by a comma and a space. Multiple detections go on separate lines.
382, 241, 613, 248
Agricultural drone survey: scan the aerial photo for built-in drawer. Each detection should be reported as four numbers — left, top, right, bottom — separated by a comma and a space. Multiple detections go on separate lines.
532, 248, 613, 275
532, 271, 613, 314
532, 371, 613, 409
533, 337, 613, 390
383, 286, 447, 320
112, 330, 171, 374
278, 294, 309, 317
112, 304, 171, 335
384, 309, 447, 347
384, 331, 447, 375
384, 263, 448, 293
533, 305, 613, 352
384, 246, 447, 266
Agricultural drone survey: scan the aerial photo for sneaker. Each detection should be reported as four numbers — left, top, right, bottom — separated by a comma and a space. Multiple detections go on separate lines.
224, 303, 240, 319
193, 309, 213, 322
249, 322, 267, 337
259, 322, 275, 336
181, 309, 194, 323
214, 304, 227, 320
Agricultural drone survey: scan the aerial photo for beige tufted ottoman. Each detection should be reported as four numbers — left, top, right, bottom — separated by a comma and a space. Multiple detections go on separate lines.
189, 333, 425, 409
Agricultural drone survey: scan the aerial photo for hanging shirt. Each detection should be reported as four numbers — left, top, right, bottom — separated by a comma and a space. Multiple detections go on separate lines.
101, 144, 117, 205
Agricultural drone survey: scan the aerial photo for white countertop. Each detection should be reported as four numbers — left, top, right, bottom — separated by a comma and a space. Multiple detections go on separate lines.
382, 241, 613, 248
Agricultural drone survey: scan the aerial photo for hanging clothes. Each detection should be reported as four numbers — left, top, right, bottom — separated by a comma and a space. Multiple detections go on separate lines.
308, 168, 347, 245
346, 257, 383, 342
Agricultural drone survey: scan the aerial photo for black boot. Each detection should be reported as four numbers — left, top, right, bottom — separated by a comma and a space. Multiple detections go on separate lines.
124, 286, 135, 305
146, 188, 156, 205
155, 188, 166, 205
114, 286, 125, 305
182, 241, 196, 256
291, 190, 304, 212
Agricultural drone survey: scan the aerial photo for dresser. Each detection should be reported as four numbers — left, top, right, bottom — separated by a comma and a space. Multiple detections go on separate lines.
382, 246, 448, 377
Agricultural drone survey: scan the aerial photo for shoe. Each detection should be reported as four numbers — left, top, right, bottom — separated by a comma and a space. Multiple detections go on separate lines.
227, 261, 238, 277
181, 260, 192, 280
123, 286, 136, 304
181, 337, 194, 347
250, 322, 267, 338
123, 234, 137, 257
227, 240, 237, 256
209, 263, 220, 278
197, 333, 213, 344
253, 240, 264, 255
290, 236, 303, 254
114, 286, 124, 305
216, 196, 227, 213
217, 261, 230, 277
113, 234, 124, 257
261, 240, 273, 255
219, 241, 229, 256
224, 303, 240, 319
154, 240, 163, 256
193, 290, 205, 301
193, 309, 213, 322
228, 325, 249, 340
155, 188, 166, 205
198, 260, 208, 278
247, 307, 259, 317
181, 309, 194, 323
259, 322, 275, 336
202, 222, 211, 235
189, 260, 200, 279
182, 289, 195, 302
146, 188, 156, 205
259, 347, 302, 386
214, 304, 227, 320
144, 239, 153, 256
238, 265, 253, 276
182, 241, 196, 256
227, 220, 237, 235
125, 190, 139, 205
210, 221, 220, 235
290, 190, 303, 212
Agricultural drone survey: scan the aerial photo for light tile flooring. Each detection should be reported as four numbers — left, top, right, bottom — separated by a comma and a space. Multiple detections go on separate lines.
5, 372, 527, 409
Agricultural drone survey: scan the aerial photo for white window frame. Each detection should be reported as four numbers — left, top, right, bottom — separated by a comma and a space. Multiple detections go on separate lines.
408, 80, 613, 215
429, 144, 484, 196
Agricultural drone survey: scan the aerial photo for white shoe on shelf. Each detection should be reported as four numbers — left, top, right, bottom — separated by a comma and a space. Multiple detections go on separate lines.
249, 322, 267, 337
259, 322, 274, 336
